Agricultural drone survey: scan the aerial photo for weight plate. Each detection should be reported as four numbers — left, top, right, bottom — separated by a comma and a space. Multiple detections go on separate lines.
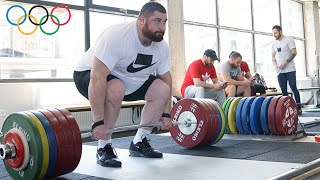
24, 111, 49, 179
30, 110, 57, 179
249, 97, 265, 135
275, 96, 298, 135
46, 108, 75, 175
37, 109, 67, 177
241, 97, 255, 134
260, 97, 273, 135
268, 96, 282, 135
206, 99, 224, 144
227, 97, 241, 134
56, 108, 82, 172
1, 112, 43, 180
169, 99, 209, 148
236, 97, 247, 134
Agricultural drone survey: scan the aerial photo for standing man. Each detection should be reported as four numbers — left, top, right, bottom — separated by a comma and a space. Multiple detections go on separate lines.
272, 25, 302, 114
181, 49, 227, 105
217, 51, 252, 97
73, 2, 172, 168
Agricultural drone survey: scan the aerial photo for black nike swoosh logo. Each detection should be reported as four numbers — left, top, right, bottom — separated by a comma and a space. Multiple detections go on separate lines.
127, 62, 156, 73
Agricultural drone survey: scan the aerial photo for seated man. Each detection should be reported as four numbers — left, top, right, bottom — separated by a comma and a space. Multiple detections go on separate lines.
239, 60, 266, 97
181, 49, 227, 105
216, 51, 252, 97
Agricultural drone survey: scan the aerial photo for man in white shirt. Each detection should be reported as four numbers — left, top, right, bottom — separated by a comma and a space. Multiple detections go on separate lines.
73, 2, 172, 168
272, 25, 302, 115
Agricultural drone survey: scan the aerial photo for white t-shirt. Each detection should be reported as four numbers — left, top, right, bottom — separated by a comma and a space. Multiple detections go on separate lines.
271, 36, 296, 73
75, 21, 171, 95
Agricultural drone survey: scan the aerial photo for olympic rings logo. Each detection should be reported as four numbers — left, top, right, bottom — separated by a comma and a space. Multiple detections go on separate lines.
6, 5, 71, 35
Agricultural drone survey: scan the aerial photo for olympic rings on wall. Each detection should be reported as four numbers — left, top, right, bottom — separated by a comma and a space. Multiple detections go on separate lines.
6, 4, 71, 35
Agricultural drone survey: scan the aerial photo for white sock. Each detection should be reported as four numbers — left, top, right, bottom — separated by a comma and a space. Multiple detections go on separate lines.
98, 139, 111, 149
133, 128, 151, 144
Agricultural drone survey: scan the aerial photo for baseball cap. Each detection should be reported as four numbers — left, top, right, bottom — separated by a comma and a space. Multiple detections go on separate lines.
204, 49, 219, 61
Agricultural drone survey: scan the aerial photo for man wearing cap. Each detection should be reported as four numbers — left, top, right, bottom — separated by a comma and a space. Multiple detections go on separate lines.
180, 49, 227, 105
216, 51, 252, 97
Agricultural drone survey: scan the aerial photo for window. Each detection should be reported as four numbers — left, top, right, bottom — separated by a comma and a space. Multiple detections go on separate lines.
252, 0, 280, 32
184, 24, 218, 66
255, 34, 275, 76
294, 39, 306, 76
219, 29, 253, 69
281, 0, 304, 38
40, 0, 84, 6
0, 2, 85, 79
90, 12, 136, 46
93, 0, 148, 11
183, 0, 216, 24
218, 0, 252, 30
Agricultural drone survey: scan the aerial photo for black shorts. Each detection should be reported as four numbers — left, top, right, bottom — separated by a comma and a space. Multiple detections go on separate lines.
73, 70, 157, 101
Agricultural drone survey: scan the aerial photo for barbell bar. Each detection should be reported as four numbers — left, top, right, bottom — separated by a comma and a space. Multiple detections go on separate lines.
81, 119, 196, 139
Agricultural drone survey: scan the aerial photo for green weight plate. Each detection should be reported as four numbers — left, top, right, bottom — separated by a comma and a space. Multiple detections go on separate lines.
227, 97, 241, 134
1, 112, 43, 180
224, 97, 235, 133
222, 98, 231, 133
24, 111, 49, 180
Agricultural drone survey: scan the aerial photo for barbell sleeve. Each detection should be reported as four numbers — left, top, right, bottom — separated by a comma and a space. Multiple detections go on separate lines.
0, 143, 16, 160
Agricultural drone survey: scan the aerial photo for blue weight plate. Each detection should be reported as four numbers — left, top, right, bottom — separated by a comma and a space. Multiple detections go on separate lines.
241, 97, 255, 134
260, 96, 273, 135
30, 110, 57, 179
249, 97, 265, 135
236, 97, 248, 134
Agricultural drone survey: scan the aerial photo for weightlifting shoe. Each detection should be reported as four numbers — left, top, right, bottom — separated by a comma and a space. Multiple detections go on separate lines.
129, 137, 163, 158
96, 143, 122, 167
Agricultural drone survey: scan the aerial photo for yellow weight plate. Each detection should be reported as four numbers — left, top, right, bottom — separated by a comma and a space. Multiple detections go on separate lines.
24, 111, 49, 180
210, 100, 226, 144
228, 97, 242, 134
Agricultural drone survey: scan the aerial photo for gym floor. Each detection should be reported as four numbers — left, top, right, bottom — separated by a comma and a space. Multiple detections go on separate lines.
1, 110, 320, 180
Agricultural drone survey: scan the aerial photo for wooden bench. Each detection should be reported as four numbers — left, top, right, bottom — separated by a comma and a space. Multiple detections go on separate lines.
64, 100, 146, 125
65, 100, 146, 112
264, 91, 292, 97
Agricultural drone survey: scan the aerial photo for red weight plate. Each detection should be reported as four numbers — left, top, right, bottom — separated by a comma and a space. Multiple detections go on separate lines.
201, 99, 219, 146
268, 96, 281, 135
275, 96, 298, 135
197, 99, 215, 146
169, 99, 209, 148
56, 108, 82, 171
46, 108, 75, 175
37, 109, 67, 178
4, 132, 25, 169
315, 134, 320, 142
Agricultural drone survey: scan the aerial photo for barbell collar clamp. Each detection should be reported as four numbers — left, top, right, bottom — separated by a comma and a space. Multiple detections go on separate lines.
0, 143, 16, 160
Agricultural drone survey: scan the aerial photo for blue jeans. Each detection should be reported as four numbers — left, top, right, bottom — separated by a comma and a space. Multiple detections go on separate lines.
277, 71, 301, 109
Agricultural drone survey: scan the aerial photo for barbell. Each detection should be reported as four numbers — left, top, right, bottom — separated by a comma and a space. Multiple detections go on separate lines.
0, 96, 298, 180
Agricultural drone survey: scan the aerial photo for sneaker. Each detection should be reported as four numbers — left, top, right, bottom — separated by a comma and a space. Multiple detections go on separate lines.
129, 137, 163, 158
96, 144, 122, 167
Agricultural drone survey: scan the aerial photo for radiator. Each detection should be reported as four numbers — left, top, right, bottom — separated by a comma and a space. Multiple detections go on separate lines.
70, 107, 142, 132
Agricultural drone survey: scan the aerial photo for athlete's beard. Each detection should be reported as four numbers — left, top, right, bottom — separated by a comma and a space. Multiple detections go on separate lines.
142, 22, 165, 42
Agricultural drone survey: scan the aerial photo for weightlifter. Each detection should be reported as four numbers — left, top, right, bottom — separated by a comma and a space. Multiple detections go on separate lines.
73, 2, 172, 168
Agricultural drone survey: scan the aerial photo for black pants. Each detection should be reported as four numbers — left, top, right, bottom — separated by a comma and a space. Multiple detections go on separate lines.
73, 70, 157, 101
277, 71, 301, 108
